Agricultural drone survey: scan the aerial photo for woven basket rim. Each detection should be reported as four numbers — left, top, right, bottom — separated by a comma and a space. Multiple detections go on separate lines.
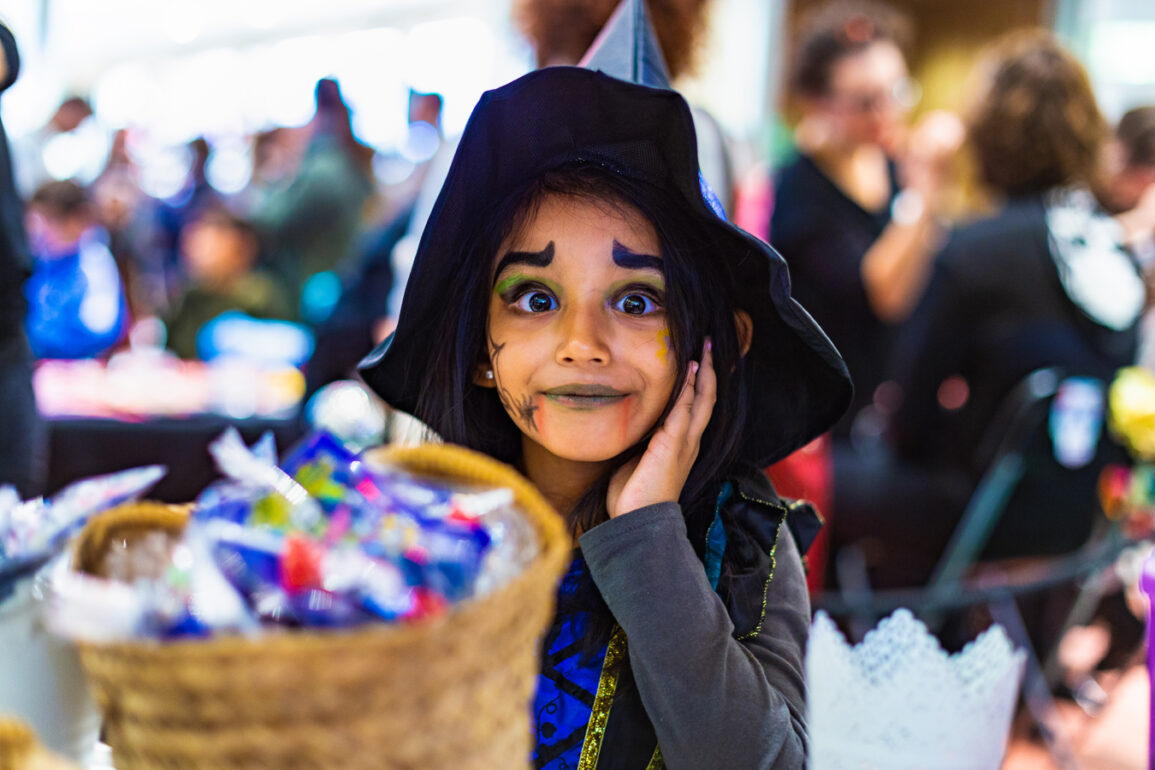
74, 442, 570, 655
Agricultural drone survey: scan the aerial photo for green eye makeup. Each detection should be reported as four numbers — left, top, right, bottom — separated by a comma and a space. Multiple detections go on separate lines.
494, 273, 563, 300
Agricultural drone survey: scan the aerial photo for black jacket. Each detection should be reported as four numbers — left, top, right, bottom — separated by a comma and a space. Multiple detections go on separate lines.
0, 23, 29, 363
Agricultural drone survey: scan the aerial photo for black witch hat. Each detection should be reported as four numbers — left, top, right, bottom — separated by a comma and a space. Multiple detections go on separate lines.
359, 0, 851, 466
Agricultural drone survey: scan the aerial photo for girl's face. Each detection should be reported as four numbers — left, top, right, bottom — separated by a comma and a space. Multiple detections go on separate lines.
484, 193, 679, 466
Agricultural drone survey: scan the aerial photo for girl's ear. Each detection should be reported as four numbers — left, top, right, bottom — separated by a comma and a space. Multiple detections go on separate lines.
734, 310, 753, 357
472, 362, 497, 388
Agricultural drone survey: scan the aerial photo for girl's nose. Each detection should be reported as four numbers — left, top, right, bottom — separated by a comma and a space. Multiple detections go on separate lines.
556, 301, 610, 365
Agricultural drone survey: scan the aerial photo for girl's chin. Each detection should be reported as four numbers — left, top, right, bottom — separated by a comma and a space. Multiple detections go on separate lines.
523, 427, 643, 466
535, 439, 632, 465
514, 402, 652, 464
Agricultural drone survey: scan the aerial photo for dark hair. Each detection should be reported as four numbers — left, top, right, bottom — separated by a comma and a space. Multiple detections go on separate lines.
789, 0, 913, 98
30, 179, 90, 219
967, 30, 1106, 196
414, 163, 749, 651
194, 204, 259, 241
1117, 106, 1155, 169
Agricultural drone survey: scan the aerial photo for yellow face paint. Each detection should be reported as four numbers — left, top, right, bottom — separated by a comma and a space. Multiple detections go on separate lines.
657, 329, 670, 362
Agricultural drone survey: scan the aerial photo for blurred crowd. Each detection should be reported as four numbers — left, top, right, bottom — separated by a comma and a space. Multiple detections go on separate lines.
1, 0, 1154, 646
13, 77, 440, 366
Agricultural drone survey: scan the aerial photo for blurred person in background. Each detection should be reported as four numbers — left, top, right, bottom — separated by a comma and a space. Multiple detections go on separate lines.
0, 23, 43, 496
376, 89, 443, 224
303, 89, 444, 399
829, 30, 1143, 590
770, 0, 963, 442
764, 0, 961, 591
11, 95, 92, 199
253, 77, 375, 326
1103, 106, 1155, 215
91, 128, 162, 321
237, 127, 303, 215
152, 136, 223, 312
24, 180, 128, 360
165, 204, 291, 360
1105, 106, 1155, 267
1104, 106, 1155, 370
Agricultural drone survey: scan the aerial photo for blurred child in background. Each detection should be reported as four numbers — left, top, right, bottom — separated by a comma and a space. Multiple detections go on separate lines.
165, 205, 290, 360
24, 179, 127, 359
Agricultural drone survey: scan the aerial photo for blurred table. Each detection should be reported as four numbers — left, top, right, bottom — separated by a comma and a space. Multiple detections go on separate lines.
46, 415, 306, 503
35, 354, 308, 503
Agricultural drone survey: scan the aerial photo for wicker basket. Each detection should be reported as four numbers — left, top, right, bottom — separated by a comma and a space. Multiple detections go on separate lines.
71, 443, 569, 770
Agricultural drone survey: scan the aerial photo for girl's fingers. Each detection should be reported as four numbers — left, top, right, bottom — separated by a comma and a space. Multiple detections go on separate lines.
662, 360, 698, 438
687, 338, 717, 441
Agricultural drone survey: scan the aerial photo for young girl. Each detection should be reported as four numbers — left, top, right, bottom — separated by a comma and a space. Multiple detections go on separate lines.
359, 46, 851, 770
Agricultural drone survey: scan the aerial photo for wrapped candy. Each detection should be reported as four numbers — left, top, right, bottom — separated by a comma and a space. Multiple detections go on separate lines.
46, 430, 537, 640
1, 466, 166, 602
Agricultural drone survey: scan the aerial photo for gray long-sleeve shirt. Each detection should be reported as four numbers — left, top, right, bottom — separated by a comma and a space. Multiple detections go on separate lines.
579, 502, 809, 769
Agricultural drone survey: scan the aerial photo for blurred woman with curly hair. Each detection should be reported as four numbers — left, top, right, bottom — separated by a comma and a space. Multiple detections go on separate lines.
965, 30, 1106, 198
829, 30, 1145, 590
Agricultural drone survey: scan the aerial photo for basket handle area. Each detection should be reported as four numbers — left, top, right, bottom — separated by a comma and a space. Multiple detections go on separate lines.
363, 443, 568, 562
72, 503, 191, 578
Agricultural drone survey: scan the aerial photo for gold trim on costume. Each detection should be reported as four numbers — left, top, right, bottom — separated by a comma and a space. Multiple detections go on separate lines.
645, 746, 665, 769
577, 626, 627, 770
735, 503, 786, 641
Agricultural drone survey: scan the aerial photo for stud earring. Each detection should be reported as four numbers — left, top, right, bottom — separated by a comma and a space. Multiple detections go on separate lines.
484, 369, 495, 380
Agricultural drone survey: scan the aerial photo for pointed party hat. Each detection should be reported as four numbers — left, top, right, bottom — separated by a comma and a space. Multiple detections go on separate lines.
578, 0, 671, 89
578, 0, 728, 219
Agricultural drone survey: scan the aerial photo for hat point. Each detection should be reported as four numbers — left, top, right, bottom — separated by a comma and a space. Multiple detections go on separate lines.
579, 0, 671, 89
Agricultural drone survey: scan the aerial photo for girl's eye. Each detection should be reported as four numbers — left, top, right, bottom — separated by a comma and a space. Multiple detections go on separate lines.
615, 293, 659, 315
515, 291, 557, 313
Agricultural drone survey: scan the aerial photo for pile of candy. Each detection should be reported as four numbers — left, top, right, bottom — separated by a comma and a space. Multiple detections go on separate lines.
45, 430, 536, 641
0, 466, 165, 603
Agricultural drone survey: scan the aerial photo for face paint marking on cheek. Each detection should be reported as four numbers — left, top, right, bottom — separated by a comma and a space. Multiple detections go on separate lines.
534, 394, 546, 442
516, 393, 539, 433
618, 395, 633, 446
488, 334, 519, 425
656, 329, 670, 363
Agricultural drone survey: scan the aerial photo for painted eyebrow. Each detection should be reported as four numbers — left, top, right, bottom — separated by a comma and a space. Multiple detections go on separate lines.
493, 242, 555, 285
612, 240, 662, 272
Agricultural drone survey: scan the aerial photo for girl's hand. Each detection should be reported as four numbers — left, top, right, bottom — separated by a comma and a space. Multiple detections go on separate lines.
607, 340, 717, 518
